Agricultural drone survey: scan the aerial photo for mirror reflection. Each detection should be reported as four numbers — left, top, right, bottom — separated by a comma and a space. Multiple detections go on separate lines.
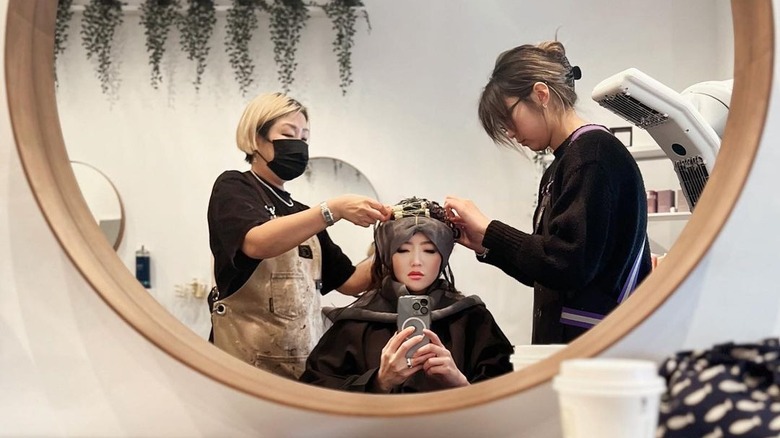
54, 0, 734, 385
70, 160, 125, 250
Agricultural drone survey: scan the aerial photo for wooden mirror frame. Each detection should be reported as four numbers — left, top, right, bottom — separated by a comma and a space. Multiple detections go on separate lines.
5, 0, 772, 416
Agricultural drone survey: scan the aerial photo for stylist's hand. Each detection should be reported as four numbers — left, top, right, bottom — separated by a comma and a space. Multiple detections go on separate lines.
374, 327, 428, 392
415, 329, 469, 388
329, 195, 392, 227
444, 196, 491, 252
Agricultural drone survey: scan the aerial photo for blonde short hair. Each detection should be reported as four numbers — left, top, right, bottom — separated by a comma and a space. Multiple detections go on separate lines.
235, 92, 309, 163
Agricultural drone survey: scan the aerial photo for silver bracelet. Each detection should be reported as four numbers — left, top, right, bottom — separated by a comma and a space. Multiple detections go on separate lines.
476, 247, 490, 258
320, 202, 335, 227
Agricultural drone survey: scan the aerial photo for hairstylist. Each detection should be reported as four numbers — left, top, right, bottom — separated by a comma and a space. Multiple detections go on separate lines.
207, 92, 391, 378
445, 41, 651, 344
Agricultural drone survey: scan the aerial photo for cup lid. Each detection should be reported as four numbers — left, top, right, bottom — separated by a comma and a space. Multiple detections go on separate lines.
558, 358, 661, 383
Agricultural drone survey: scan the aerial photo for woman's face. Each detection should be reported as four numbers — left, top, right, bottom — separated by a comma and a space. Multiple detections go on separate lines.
391, 232, 442, 293
257, 111, 310, 159
502, 96, 550, 152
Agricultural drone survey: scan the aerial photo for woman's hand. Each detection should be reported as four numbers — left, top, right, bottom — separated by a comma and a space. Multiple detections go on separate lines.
414, 329, 469, 388
329, 195, 392, 227
375, 327, 428, 392
443, 196, 491, 252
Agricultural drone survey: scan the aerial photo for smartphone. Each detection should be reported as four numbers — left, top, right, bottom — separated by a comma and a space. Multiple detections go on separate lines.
397, 295, 432, 358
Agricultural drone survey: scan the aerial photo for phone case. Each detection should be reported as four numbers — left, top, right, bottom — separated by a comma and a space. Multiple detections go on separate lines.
397, 295, 432, 358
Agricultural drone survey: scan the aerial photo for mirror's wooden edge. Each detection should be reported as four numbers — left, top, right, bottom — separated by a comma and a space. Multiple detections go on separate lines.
5, 0, 772, 417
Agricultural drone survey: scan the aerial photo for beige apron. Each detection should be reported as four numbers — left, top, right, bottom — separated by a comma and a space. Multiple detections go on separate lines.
211, 235, 323, 379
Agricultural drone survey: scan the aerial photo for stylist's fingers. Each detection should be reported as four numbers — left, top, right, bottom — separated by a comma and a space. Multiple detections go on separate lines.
366, 199, 392, 221
364, 200, 391, 223
446, 196, 492, 236
335, 195, 385, 227
444, 196, 477, 224
443, 196, 463, 218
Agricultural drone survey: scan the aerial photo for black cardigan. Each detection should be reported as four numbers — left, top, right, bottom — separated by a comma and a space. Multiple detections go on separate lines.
480, 128, 652, 344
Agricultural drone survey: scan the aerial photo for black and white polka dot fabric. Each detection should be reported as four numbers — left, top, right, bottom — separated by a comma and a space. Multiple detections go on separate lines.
657, 338, 780, 437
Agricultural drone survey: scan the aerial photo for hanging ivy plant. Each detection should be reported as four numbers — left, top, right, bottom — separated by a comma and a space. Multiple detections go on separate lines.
321, 0, 369, 96
267, 0, 309, 93
80, 0, 124, 96
54, 0, 74, 65
178, 0, 217, 91
225, 0, 263, 96
139, 0, 181, 89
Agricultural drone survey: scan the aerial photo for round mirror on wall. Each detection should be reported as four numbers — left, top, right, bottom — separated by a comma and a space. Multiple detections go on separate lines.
7, 0, 772, 418
285, 157, 379, 308
70, 160, 125, 250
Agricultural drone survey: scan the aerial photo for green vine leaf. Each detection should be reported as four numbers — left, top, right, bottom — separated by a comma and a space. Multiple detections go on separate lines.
267, 0, 309, 93
226, 0, 263, 96
140, 0, 181, 89
55, 0, 74, 62
178, 0, 217, 92
321, 0, 369, 96
54, 0, 75, 85
80, 0, 124, 97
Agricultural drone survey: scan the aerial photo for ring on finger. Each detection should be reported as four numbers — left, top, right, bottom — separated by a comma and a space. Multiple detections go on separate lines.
406, 358, 413, 368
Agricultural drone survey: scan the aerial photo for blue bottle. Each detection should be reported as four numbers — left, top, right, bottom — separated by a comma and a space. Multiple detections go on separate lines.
135, 245, 151, 288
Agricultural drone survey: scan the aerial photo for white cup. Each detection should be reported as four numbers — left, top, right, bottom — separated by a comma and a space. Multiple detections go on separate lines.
511, 344, 567, 369
553, 358, 665, 438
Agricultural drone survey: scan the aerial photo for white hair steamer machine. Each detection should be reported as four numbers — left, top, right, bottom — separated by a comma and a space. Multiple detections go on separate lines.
591, 68, 732, 210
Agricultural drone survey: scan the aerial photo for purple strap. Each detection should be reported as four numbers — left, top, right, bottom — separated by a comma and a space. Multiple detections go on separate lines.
570, 124, 610, 143
560, 238, 646, 329
560, 124, 646, 329
617, 237, 646, 303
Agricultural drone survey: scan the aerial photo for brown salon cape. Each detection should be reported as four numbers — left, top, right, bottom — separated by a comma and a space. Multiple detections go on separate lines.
299, 279, 514, 393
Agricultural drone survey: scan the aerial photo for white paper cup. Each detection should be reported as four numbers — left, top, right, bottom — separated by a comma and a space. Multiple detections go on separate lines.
511, 344, 567, 369
553, 359, 665, 438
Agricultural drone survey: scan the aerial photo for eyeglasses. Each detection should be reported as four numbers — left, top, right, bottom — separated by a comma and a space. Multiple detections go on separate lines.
500, 97, 523, 135
507, 97, 523, 115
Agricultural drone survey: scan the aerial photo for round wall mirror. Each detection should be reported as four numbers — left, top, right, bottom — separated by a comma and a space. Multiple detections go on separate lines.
70, 160, 125, 250
5, 0, 771, 416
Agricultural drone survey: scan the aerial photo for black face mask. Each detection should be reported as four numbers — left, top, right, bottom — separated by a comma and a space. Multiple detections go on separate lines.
258, 139, 309, 181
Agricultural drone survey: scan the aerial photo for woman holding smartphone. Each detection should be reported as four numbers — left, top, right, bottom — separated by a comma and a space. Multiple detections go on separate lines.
299, 197, 513, 393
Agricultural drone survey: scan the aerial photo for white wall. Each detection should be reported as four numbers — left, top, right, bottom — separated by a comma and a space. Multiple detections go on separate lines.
9, 1, 775, 437
55, 0, 733, 344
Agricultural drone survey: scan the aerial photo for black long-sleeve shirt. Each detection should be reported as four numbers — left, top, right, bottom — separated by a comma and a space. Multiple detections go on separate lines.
480, 127, 652, 344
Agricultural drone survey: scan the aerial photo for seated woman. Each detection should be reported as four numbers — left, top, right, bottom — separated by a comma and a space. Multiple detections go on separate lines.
299, 197, 514, 393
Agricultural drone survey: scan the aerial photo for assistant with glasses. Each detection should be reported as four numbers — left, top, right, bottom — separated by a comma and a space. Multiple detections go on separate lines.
207, 93, 390, 379
445, 41, 652, 344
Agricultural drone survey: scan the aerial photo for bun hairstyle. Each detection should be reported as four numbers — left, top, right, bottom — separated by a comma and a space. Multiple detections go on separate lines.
370, 197, 459, 291
478, 40, 581, 147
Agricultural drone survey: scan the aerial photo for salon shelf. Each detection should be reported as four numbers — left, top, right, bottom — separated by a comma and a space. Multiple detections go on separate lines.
648, 212, 691, 222
629, 146, 667, 161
